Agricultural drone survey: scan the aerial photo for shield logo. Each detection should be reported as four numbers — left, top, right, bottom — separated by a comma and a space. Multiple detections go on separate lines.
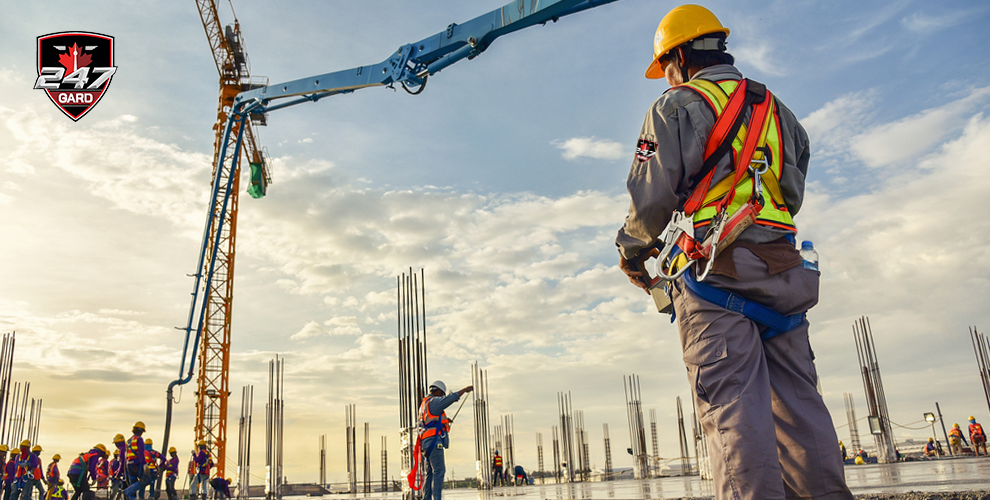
35, 32, 117, 121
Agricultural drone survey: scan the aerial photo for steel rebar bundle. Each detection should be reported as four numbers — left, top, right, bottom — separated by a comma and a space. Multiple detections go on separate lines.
602, 424, 612, 482
470, 362, 492, 490
557, 392, 575, 482
551, 426, 561, 484
843, 392, 862, 453
381, 436, 388, 493
346, 404, 357, 493
853, 316, 897, 463
536, 433, 545, 484
624, 375, 648, 479
397, 268, 429, 499
237, 385, 253, 499
363, 422, 371, 493
970, 326, 990, 417
0, 332, 15, 444
318, 434, 326, 488
265, 357, 284, 499
649, 409, 659, 478
676, 396, 691, 476
573, 410, 588, 481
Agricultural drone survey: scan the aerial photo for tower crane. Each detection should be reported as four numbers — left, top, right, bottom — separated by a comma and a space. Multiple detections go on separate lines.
170, 0, 271, 480
160, 0, 619, 486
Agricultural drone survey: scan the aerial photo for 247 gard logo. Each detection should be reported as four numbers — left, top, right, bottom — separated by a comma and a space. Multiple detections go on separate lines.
34, 32, 117, 121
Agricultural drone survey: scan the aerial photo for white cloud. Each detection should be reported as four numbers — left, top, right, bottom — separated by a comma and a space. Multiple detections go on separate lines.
290, 320, 324, 340
901, 9, 977, 33
733, 43, 786, 77
552, 137, 625, 161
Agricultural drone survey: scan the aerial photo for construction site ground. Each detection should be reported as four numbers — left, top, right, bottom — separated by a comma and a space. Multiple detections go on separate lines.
313, 456, 990, 499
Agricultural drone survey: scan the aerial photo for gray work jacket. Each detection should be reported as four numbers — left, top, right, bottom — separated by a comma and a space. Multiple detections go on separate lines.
615, 65, 810, 261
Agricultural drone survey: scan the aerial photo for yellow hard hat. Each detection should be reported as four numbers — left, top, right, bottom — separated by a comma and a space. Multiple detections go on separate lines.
31, 446, 42, 453
197, 439, 207, 446
133, 421, 146, 431
645, 4, 730, 79
114, 433, 125, 443
954, 423, 960, 428
144, 438, 153, 446
0, 445, 7, 452
928, 437, 934, 442
168, 447, 177, 453
20, 440, 30, 448
970, 415, 976, 421
11, 449, 19, 455
53, 454, 61, 460
94, 444, 108, 455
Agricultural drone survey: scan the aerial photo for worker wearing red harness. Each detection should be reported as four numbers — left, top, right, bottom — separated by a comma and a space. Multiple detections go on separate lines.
189, 441, 213, 500
417, 380, 472, 500
969, 416, 987, 455
617, 5, 852, 500
948, 423, 968, 455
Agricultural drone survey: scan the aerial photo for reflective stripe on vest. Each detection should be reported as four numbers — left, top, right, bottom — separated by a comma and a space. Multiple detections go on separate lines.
493, 456, 502, 468
679, 79, 795, 233
418, 397, 450, 439
125, 436, 141, 462
144, 450, 158, 470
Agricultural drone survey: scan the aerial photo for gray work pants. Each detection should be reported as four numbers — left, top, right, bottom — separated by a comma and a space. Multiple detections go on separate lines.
421, 446, 445, 500
671, 247, 853, 500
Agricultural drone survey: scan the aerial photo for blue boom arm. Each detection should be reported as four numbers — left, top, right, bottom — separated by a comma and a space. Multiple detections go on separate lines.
160, 0, 620, 468
235, 0, 620, 115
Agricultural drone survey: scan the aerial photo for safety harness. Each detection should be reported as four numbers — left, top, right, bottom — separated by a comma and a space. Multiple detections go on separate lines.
407, 396, 450, 491
642, 77, 805, 338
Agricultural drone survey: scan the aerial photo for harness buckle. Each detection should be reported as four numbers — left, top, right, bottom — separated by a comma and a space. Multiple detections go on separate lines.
653, 211, 697, 282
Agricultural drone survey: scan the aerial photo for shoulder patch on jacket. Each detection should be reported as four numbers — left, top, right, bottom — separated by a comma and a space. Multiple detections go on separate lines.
635, 138, 657, 162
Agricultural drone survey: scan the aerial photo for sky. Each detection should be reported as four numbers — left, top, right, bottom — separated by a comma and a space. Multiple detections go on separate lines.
2, 0, 990, 487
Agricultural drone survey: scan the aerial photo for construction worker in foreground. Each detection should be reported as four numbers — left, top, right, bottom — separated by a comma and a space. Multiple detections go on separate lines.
46, 480, 66, 500
948, 423, 969, 455
418, 380, 472, 500
616, 5, 853, 499
189, 441, 213, 500
161, 448, 178, 500
969, 416, 987, 455
67, 444, 108, 500
123, 422, 147, 500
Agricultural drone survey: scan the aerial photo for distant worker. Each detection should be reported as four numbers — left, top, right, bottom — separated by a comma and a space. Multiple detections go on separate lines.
108, 448, 124, 500
2, 447, 13, 500
137, 438, 161, 500
969, 416, 987, 456
418, 380, 473, 500
615, 6, 853, 500
207, 476, 230, 500
45, 454, 60, 489
15, 440, 41, 500
491, 451, 503, 487
30, 446, 45, 500
839, 440, 847, 461
512, 465, 528, 486
67, 444, 108, 500
161, 447, 178, 500
922, 438, 938, 458
189, 441, 213, 500
93, 455, 109, 498
853, 455, 864, 466
5, 449, 19, 500
123, 422, 147, 500
948, 423, 969, 455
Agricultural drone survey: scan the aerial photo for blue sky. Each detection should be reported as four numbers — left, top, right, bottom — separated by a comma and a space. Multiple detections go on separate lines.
2, 0, 990, 486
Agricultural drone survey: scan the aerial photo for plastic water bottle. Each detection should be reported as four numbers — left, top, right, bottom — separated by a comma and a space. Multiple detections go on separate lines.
800, 240, 819, 271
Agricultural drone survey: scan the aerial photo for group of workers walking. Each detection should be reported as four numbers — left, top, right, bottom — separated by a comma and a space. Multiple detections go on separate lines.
0, 422, 229, 500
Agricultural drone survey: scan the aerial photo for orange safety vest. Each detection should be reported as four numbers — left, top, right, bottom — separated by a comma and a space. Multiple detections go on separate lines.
46, 462, 59, 481
144, 450, 159, 470
125, 436, 143, 462
493, 456, 502, 468
971, 423, 986, 439
418, 396, 450, 440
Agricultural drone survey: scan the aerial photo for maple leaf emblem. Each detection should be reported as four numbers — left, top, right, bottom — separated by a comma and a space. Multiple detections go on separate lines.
57, 43, 92, 73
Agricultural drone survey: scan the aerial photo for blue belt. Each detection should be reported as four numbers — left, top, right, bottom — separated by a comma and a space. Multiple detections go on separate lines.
681, 270, 805, 340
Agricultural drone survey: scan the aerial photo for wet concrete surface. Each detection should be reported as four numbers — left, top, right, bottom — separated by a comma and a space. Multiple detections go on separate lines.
315, 456, 990, 499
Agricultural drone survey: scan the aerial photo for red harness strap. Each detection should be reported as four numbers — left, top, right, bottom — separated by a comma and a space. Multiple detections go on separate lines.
676, 79, 773, 261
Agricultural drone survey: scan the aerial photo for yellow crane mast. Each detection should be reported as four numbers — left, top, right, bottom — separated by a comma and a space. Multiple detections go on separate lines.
193, 0, 270, 478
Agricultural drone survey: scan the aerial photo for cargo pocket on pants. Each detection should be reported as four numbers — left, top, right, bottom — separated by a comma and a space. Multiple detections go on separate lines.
683, 334, 736, 408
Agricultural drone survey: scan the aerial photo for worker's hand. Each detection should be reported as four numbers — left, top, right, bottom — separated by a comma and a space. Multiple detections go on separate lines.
458, 385, 473, 396
619, 247, 659, 294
